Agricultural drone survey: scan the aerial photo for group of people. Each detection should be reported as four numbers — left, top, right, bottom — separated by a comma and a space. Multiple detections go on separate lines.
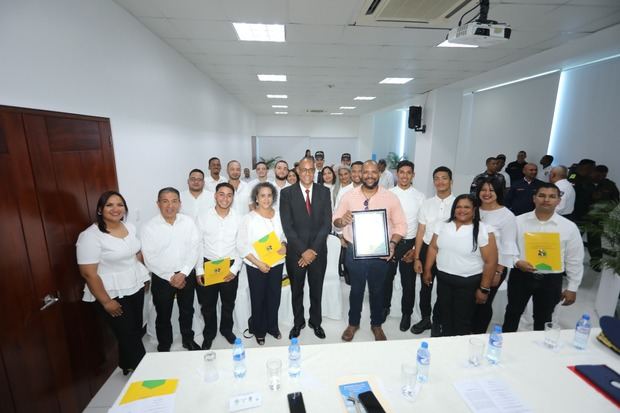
75, 148, 613, 376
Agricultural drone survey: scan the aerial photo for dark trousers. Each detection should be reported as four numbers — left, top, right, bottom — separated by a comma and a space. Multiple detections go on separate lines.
247, 263, 284, 338
503, 269, 564, 332
286, 252, 327, 327
437, 271, 481, 336
383, 238, 416, 317
96, 288, 145, 370
196, 259, 239, 341
471, 268, 507, 334
151, 271, 196, 349
418, 242, 440, 327
345, 245, 388, 326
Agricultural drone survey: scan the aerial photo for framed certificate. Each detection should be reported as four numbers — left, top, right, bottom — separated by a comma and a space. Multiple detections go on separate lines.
352, 209, 389, 259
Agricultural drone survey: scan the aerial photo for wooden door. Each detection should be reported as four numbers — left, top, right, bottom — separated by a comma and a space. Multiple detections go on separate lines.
0, 106, 120, 412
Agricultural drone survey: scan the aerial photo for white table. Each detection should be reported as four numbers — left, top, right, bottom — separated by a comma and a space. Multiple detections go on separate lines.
113, 328, 619, 412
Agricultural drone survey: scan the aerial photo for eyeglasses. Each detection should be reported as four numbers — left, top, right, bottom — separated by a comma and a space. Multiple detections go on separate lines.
363, 199, 369, 210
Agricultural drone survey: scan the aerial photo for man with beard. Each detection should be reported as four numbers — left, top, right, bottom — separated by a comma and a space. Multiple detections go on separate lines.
180, 169, 214, 221
226, 160, 250, 216
272, 159, 290, 209
334, 161, 407, 342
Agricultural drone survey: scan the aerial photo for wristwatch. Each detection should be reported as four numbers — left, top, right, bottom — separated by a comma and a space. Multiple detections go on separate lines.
479, 286, 491, 294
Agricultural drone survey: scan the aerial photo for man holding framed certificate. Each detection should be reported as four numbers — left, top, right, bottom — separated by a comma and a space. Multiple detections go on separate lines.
503, 183, 585, 332
195, 183, 242, 349
333, 160, 407, 342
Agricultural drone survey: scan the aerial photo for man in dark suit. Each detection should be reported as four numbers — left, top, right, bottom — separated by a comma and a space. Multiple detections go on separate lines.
506, 163, 543, 215
280, 156, 333, 339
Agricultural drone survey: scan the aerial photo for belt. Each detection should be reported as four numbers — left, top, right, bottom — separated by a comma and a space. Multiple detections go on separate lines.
531, 272, 564, 280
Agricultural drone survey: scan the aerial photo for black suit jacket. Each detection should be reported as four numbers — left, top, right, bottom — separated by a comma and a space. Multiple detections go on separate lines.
279, 183, 332, 257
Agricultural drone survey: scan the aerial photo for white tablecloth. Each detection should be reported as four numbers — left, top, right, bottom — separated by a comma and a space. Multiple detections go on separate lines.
112, 328, 619, 412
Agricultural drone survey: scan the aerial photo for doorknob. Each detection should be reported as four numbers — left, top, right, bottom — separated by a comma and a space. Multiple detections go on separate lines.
40, 293, 59, 311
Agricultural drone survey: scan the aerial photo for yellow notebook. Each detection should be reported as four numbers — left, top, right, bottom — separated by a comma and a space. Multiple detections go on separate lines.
524, 232, 562, 272
203, 258, 230, 286
120, 379, 178, 405
253, 231, 285, 266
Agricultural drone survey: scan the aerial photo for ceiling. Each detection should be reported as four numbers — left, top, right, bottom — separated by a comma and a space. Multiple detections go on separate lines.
113, 0, 620, 116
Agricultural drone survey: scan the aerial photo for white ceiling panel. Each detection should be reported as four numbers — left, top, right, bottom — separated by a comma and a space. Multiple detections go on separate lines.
113, 0, 620, 115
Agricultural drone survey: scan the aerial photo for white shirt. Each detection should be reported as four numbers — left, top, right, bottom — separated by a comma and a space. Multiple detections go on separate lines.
205, 174, 227, 192
237, 210, 287, 268
195, 207, 242, 275
180, 189, 214, 221
480, 207, 518, 268
140, 213, 200, 281
273, 179, 290, 210
390, 185, 425, 239
76, 222, 149, 302
435, 221, 490, 277
537, 165, 553, 182
230, 180, 251, 217
515, 211, 584, 291
335, 183, 353, 209
379, 170, 395, 189
555, 179, 576, 216
418, 194, 456, 244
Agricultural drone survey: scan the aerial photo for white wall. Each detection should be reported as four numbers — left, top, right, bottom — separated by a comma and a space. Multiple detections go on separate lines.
452, 72, 560, 194
548, 57, 620, 183
0, 0, 256, 222
256, 115, 359, 166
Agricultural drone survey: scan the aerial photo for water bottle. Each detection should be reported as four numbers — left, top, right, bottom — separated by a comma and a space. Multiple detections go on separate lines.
574, 314, 592, 349
288, 337, 301, 378
232, 338, 246, 379
416, 341, 430, 383
487, 325, 503, 364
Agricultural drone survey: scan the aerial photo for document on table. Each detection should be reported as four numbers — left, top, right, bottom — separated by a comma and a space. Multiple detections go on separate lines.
454, 378, 531, 413
109, 379, 178, 413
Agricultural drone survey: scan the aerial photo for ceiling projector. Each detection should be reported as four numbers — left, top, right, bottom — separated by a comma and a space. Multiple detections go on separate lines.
447, 21, 511, 47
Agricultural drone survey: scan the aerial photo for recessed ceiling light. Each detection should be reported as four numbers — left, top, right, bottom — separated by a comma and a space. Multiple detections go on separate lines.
275, 111, 288, 115
272, 105, 288, 108
379, 77, 414, 84
258, 74, 287, 82
232, 23, 285, 42
267, 94, 288, 99
436, 40, 478, 48
339, 106, 356, 110
330, 112, 344, 115
354, 96, 376, 101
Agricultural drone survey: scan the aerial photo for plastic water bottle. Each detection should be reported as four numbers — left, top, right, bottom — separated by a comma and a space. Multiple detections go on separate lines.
574, 314, 592, 349
232, 338, 246, 379
416, 341, 430, 383
288, 337, 301, 378
486, 325, 503, 364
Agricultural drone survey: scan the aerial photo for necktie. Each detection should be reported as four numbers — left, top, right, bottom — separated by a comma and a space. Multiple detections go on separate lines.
305, 189, 312, 215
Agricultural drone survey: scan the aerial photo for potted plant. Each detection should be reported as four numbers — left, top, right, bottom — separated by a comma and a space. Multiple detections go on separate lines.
590, 202, 620, 317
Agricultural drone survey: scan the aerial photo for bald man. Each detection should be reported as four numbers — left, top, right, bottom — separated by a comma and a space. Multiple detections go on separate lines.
505, 163, 544, 216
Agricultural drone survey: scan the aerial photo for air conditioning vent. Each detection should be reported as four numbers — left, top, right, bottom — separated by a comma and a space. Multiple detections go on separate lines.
306, 109, 326, 113
356, 0, 472, 25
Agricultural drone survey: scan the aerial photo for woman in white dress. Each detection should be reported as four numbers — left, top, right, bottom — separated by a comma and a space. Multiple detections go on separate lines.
76, 191, 150, 375
237, 182, 287, 345
473, 178, 518, 333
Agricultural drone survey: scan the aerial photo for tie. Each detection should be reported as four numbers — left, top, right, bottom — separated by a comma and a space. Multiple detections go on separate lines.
305, 189, 312, 215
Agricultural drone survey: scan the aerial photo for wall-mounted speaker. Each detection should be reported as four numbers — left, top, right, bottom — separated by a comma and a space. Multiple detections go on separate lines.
408, 106, 426, 133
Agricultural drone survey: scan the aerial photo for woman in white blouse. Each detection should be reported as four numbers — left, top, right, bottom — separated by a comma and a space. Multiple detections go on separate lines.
423, 194, 498, 336
473, 178, 518, 333
76, 191, 150, 375
237, 182, 287, 345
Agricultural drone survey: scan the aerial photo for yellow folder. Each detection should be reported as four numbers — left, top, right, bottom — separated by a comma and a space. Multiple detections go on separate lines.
524, 232, 562, 272
203, 258, 230, 286
253, 231, 285, 266
120, 379, 178, 405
